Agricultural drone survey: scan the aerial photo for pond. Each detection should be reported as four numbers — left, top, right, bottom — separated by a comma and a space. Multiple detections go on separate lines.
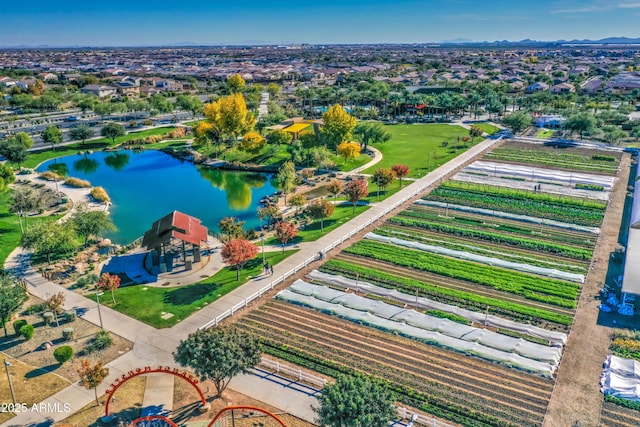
37, 150, 277, 244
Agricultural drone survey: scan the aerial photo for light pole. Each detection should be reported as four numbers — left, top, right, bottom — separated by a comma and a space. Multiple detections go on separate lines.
95, 290, 104, 330
4, 359, 16, 406
261, 235, 265, 263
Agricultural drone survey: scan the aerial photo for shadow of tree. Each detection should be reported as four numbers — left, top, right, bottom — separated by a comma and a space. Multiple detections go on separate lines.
164, 283, 219, 306
25, 363, 61, 378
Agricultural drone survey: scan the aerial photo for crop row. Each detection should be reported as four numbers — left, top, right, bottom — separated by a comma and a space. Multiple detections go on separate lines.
389, 215, 593, 261
485, 149, 620, 174
238, 303, 550, 426
376, 226, 587, 274
344, 240, 579, 308
426, 187, 605, 227
322, 258, 573, 327
439, 181, 607, 210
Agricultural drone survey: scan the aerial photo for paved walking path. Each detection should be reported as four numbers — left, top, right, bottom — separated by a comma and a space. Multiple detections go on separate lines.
2, 136, 501, 427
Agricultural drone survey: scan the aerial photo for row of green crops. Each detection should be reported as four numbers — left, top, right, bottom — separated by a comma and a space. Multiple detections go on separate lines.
344, 240, 579, 308
438, 181, 607, 210
375, 226, 587, 274
425, 187, 605, 227
389, 215, 593, 261
485, 149, 620, 174
321, 259, 573, 326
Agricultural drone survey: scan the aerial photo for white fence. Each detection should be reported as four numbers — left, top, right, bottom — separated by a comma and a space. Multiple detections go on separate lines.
199, 137, 503, 330
258, 357, 454, 427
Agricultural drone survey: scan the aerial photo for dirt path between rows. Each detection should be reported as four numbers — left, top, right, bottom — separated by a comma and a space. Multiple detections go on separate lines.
544, 154, 632, 427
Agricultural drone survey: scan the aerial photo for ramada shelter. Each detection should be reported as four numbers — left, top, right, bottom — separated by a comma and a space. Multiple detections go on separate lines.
141, 210, 209, 274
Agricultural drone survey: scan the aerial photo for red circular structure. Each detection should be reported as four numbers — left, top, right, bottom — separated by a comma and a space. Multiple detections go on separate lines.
129, 415, 179, 427
104, 365, 207, 418
208, 406, 287, 427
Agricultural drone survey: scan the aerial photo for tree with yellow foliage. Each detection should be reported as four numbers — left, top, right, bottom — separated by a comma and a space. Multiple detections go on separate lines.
337, 141, 361, 165
241, 131, 266, 152
227, 74, 246, 93
203, 93, 256, 146
321, 104, 357, 149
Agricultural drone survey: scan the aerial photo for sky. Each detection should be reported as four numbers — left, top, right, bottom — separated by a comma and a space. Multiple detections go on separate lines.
3, 0, 640, 47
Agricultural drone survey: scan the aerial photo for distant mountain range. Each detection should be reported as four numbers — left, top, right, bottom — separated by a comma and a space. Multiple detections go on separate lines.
437, 37, 640, 46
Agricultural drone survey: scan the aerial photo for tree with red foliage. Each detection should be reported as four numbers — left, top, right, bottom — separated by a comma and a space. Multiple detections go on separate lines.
97, 273, 121, 304
391, 164, 410, 187
274, 221, 298, 252
221, 239, 259, 280
344, 179, 369, 213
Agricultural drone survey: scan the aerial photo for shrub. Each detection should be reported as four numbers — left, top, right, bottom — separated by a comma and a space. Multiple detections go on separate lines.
168, 127, 187, 139
142, 119, 153, 126
39, 171, 61, 181
64, 177, 91, 188
64, 310, 76, 322
19, 324, 34, 340
76, 274, 99, 289
90, 187, 111, 203
24, 303, 47, 314
143, 135, 163, 144
13, 319, 27, 335
53, 345, 73, 363
62, 327, 74, 340
592, 154, 616, 162
90, 330, 113, 352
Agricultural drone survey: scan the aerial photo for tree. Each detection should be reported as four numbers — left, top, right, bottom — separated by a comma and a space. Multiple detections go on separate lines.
391, 164, 410, 188
602, 125, 628, 146
218, 217, 246, 243
267, 83, 281, 97
93, 102, 114, 122
315, 374, 396, 427
564, 112, 596, 139
469, 125, 483, 142
289, 193, 307, 213
327, 179, 344, 201
266, 130, 293, 145
0, 141, 27, 169
41, 125, 63, 151
69, 124, 94, 143
221, 239, 259, 280
9, 131, 33, 149
240, 131, 266, 152
310, 146, 334, 171
631, 125, 640, 141
72, 208, 115, 245
227, 74, 246, 93
21, 221, 77, 264
173, 326, 261, 398
306, 198, 335, 231
502, 111, 532, 133
353, 122, 391, 151
101, 122, 126, 144
257, 205, 281, 228
372, 168, 395, 199
8, 187, 38, 233
176, 95, 204, 118
321, 104, 357, 148
277, 161, 296, 204
336, 141, 361, 165
0, 163, 15, 189
204, 93, 256, 144
344, 179, 369, 213
97, 273, 121, 304
274, 221, 297, 252
0, 274, 28, 337
46, 292, 65, 327
76, 359, 109, 406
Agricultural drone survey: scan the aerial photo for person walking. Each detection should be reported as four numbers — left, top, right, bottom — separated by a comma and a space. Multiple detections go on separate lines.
270, 265, 274, 275
264, 262, 270, 275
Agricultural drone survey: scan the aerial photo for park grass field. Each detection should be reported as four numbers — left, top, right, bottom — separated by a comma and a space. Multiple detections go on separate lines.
474, 122, 500, 135
91, 250, 296, 328
362, 124, 478, 178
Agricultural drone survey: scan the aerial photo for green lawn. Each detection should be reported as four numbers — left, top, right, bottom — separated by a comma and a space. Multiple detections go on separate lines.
536, 129, 555, 138
89, 250, 297, 328
0, 190, 63, 268
266, 204, 369, 245
331, 153, 372, 172
474, 123, 500, 135
362, 124, 478, 178
24, 127, 177, 168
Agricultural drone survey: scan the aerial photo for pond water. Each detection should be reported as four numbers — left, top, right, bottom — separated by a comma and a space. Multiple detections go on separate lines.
37, 150, 277, 244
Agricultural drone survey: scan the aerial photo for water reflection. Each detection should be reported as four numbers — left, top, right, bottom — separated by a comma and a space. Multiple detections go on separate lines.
73, 157, 99, 174
198, 167, 268, 210
48, 162, 68, 177
104, 152, 130, 171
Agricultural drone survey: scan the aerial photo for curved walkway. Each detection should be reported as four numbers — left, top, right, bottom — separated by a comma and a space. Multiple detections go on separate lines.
1, 136, 502, 427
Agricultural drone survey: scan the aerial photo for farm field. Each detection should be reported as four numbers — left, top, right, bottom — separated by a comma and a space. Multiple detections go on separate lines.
234, 141, 625, 427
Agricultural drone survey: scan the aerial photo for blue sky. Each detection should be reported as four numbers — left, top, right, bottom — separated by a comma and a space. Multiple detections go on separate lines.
3, 0, 640, 46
